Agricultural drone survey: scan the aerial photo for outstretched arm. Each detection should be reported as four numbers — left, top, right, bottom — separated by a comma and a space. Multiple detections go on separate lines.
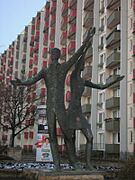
85, 75, 124, 89
63, 28, 96, 71
11, 68, 46, 86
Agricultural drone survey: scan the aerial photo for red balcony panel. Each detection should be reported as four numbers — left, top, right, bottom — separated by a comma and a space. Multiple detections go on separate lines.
30, 35, 35, 43
28, 70, 33, 78
66, 91, 71, 102
51, 1, 56, 13
133, 45, 135, 56
56, 128, 63, 136
28, 145, 33, 151
33, 54, 38, 64
62, 2, 68, 15
66, 74, 71, 86
34, 43, 39, 52
42, 48, 48, 58
30, 47, 34, 56
33, 67, 38, 75
43, 61, 47, 68
24, 132, 28, 139
29, 59, 33, 67
50, 42, 54, 49
60, 31, 67, 45
133, 93, 135, 104
44, 21, 49, 28
43, 33, 48, 46
29, 131, 34, 139
31, 25, 35, 34
68, 41, 75, 54
61, 47, 66, 57
69, 9, 77, 22
133, 0, 135, 11
11, 56, 14, 63
11, 47, 14, 54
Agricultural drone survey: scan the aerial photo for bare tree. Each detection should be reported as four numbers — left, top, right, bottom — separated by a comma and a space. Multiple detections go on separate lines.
0, 83, 38, 147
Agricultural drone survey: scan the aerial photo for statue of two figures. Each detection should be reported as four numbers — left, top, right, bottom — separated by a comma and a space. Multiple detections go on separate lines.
11, 28, 124, 171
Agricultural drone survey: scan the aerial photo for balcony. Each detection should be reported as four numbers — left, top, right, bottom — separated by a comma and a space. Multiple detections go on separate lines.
60, 31, 67, 46
82, 66, 92, 80
106, 0, 120, 10
83, 12, 93, 28
133, 93, 135, 104
106, 97, 120, 109
31, 24, 35, 35
83, 87, 91, 97
69, 9, 76, 23
61, 48, 66, 59
107, 10, 120, 29
84, 0, 94, 11
42, 48, 48, 58
51, 1, 56, 14
133, 69, 135, 80
33, 67, 38, 75
43, 33, 48, 46
106, 74, 120, 88
68, 24, 76, 39
82, 104, 91, 113
69, 0, 77, 9
30, 36, 34, 46
105, 118, 120, 131
105, 144, 120, 154
106, 51, 120, 68
35, 31, 40, 42
106, 30, 120, 49
85, 47, 93, 61
68, 41, 75, 55
62, 2, 68, 16
43, 61, 47, 68
50, 15, 56, 27
50, 28, 55, 41
29, 59, 33, 68
61, 16, 68, 31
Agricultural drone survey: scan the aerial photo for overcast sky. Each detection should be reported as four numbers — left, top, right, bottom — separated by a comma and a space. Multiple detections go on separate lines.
0, 0, 47, 53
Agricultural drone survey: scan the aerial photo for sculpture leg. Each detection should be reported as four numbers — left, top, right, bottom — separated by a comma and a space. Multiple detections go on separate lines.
81, 125, 93, 170
47, 110, 60, 170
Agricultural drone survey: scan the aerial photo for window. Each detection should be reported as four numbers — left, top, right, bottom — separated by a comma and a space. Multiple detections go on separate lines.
129, 83, 132, 96
113, 88, 120, 97
113, 67, 120, 75
99, 73, 104, 84
113, 109, 120, 118
129, 106, 133, 119
129, 131, 133, 143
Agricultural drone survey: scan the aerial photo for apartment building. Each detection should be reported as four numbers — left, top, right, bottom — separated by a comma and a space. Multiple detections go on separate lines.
0, 0, 134, 159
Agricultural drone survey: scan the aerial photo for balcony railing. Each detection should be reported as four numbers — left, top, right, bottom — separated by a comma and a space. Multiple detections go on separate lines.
82, 66, 92, 80
106, 0, 120, 10
82, 104, 91, 113
83, 12, 93, 28
69, 9, 76, 23
106, 30, 120, 49
107, 10, 120, 29
61, 16, 68, 31
105, 144, 120, 154
84, 0, 94, 11
68, 41, 75, 55
68, 24, 76, 38
105, 118, 120, 131
83, 87, 91, 97
60, 31, 67, 46
106, 74, 120, 88
62, 2, 68, 16
106, 97, 120, 109
106, 51, 120, 68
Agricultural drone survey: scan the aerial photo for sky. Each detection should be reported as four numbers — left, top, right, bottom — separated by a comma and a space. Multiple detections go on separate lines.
0, 0, 47, 54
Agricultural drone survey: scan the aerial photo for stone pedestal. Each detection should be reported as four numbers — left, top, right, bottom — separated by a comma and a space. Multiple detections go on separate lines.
8, 147, 22, 161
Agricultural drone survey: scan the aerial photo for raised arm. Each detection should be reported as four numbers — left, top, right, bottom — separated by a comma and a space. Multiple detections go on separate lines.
63, 28, 96, 71
85, 75, 124, 90
11, 68, 46, 86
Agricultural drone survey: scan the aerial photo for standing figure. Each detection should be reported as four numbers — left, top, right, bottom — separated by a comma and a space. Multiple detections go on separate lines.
67, 46, 124, 170
11, 31, 92, 170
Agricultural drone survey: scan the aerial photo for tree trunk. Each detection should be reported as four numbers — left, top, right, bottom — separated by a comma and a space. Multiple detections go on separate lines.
11, 130, 15, 147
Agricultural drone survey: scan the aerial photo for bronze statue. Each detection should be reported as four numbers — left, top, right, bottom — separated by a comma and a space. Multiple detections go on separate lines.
11, 30, 93, 170
67, 40, 124, 170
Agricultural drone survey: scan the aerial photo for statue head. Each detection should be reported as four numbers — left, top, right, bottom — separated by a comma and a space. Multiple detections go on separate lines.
50, 48, 61, 61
